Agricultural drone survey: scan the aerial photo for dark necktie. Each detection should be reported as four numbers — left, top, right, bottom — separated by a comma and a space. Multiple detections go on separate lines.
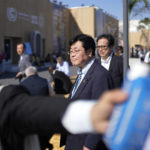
71, 70, 82, 98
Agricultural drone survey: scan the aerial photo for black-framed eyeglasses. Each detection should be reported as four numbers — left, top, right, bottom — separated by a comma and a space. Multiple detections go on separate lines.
68, 49, 81, 55
96, 45, 108, 50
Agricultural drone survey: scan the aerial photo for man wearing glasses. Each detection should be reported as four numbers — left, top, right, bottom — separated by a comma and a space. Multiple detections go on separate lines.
65, 34, 114, 150
96, 34, 123, 88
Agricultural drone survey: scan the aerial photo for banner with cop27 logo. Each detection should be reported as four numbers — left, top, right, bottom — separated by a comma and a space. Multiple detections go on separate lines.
6, 7, 44, 28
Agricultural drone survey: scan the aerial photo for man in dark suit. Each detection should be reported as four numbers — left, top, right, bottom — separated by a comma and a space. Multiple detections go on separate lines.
16, 42, 32, 80
96, 34, 123, 88
20, 66, 55, 150
65, 34, 114, 150
20, 66, 54, 96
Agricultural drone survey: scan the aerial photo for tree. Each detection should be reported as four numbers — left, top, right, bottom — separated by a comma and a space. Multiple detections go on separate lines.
137, 17, 150, 47
129, 0, 150, 48
129, 0, 149, 16
139, 17, 150, 28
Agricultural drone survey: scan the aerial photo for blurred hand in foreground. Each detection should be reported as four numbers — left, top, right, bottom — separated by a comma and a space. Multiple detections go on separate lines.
91, 89, 128, 134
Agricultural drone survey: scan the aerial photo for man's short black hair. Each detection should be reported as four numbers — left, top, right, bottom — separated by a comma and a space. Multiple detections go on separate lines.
69, 34, 95, 56
17, 42, 26, 49
96, 34, 115, 48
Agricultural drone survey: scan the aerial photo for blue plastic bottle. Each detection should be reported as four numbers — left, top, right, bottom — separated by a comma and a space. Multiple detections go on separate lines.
104, 63, 150, 150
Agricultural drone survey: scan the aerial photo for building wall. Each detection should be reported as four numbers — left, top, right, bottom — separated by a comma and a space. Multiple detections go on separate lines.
95, 8, 104, 37
52, 4, 66, 54
68, 7, 95, 37
103, 14, 119, 45
66, 6, 118, 50
0, 1, 119, 66
0, 0, 53, 64
129, 29, 150, 49
119, 20, 150, 49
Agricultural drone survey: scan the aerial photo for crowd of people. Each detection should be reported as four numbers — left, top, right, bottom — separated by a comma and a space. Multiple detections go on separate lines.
0, 33, 149, 150
131, 45, 150, 64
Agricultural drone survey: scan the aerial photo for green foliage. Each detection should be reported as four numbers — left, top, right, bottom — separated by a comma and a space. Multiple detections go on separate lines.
139, 17, 150, 25
137, 17, 150, 31
129, 0, 149, 16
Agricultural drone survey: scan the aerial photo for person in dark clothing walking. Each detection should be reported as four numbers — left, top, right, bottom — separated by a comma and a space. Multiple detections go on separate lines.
20, 66, 54, 96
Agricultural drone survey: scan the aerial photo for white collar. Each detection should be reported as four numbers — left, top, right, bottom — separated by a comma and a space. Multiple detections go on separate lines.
101, 52, 113, 63
77, 58, 95, 75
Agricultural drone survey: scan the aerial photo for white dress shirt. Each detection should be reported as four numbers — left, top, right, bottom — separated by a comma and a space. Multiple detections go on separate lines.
101, 52, 113, 70
19, 53, 25, 63
56, 61, 70, 76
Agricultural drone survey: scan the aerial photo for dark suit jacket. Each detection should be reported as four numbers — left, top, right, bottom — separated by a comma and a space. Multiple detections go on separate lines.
0, 85, 69, 150
98, 53, 123, 88
20, 74, 50, 149
66, 59, 114, 150
69, 59, 113, 100
20, 74, 49, 96
18, 53, 32, 72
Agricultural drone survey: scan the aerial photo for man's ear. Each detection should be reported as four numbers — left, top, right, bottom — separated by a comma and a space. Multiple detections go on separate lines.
87, 49, 93, 57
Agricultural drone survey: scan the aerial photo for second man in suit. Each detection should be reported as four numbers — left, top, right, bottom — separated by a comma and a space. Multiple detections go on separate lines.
65, 34, 114, 150
96, 34, 123, 88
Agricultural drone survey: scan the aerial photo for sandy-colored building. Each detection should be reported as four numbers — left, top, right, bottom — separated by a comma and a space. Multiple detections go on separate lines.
0, 1, 118, 70
119, 20, 150, 51
66, 6, 118, 50
0, 0, 53, 64
52, 3, 67, 54
104, 13, 119, 43
129, 29, 150, 50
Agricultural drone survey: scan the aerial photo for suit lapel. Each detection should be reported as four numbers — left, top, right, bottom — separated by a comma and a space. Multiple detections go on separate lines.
18, 57, 22, 68
109, 54, 115, 72
71, 60, 98, 99
19, 55, 25, 66
97, 57, 101, 65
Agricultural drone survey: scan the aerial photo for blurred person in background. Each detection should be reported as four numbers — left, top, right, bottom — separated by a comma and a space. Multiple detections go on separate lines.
45, 53, 56, 68
20, 66, 55, 96
56, 56, 70, 76
20, 66, 55, 149
115, 46, 123, 56
138, 45, 146, 62
96, 34, 123, 88
16, 42, 32, 81
144, 50, 150, 64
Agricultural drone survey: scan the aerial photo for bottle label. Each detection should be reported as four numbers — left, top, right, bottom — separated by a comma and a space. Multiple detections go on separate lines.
104, 76, 150, 150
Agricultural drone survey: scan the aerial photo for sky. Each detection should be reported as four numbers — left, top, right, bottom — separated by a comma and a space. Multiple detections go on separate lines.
59, 0, 123, 20
58, 0, 150, 21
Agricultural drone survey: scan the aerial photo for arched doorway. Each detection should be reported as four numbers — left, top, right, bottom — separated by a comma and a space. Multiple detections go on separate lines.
31, 31, 43, 57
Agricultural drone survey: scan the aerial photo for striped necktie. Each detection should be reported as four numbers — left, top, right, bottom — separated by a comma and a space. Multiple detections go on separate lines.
71, 70, 82, 98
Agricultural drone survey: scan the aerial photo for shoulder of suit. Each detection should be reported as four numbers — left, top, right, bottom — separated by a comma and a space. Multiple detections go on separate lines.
94, 59, 104, 69
24, 54, 31, 58
112, 55, 123, 62
113, 54, 123, 59
24, 75, 47, 83
34, 75, 47, 81
93, 60, 110, 74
